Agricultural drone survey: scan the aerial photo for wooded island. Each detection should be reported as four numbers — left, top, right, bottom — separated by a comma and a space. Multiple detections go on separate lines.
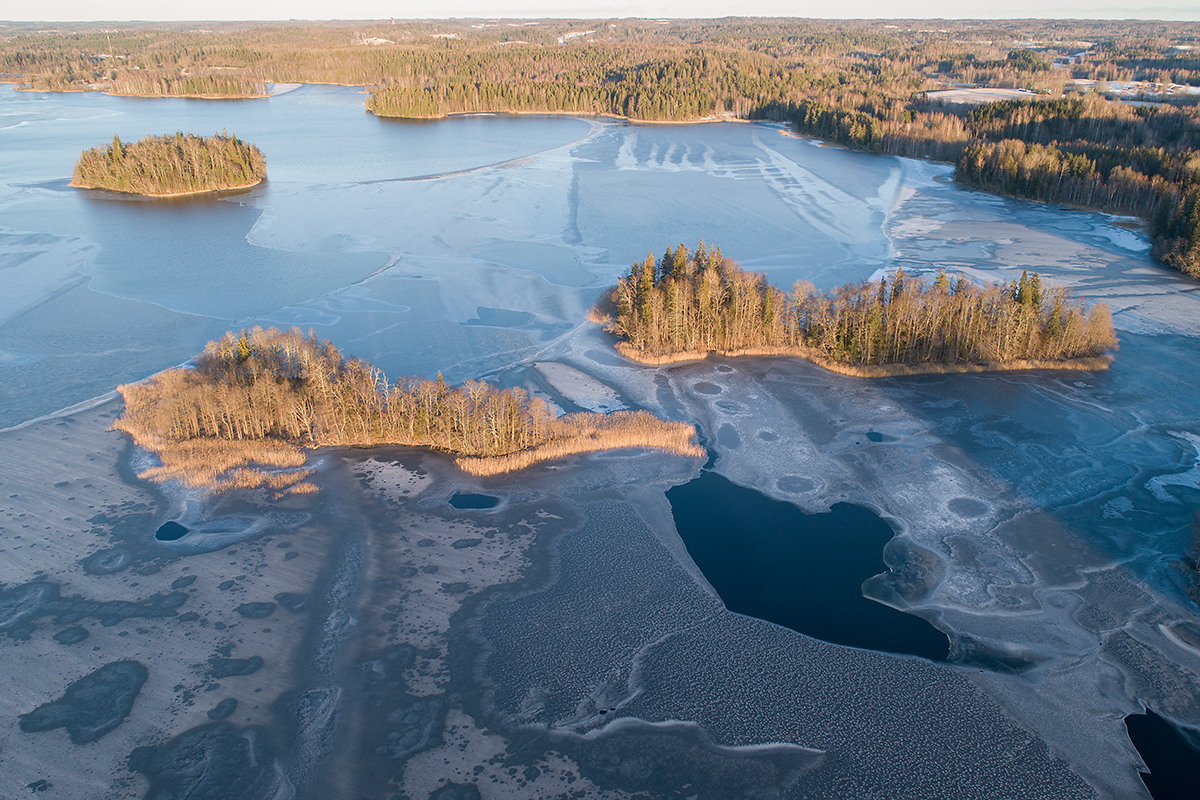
72, 132, 266, 196
602, 242, 1117, 374
115, 327, 703, 494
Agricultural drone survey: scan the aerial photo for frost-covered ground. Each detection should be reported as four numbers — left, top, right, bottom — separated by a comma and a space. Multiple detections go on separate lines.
2, 85, 1199, 799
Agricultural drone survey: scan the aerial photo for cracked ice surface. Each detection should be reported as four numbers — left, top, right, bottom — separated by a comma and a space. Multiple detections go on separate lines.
537, 336, 1200, 797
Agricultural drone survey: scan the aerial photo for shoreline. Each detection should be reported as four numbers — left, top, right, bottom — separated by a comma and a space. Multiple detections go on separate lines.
373, 107, 752, 126
10, 84, 270, 99
116, 379, 704, 490
612, 341, 1113, 376
454, 423, 705, 476
106, 91, 270, 100
118, 423, 705, 492
69, 177, 264, 198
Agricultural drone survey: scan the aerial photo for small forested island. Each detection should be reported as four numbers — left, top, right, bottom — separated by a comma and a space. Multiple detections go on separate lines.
71, 132, 266, 196
115, 327, 702, 494
602, 242, 1117, 375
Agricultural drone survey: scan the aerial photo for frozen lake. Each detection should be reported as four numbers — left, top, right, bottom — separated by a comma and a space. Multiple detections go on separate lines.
2, 84, 1199, 799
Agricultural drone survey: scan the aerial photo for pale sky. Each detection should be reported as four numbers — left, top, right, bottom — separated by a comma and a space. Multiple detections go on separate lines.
3, 1, 1198, 22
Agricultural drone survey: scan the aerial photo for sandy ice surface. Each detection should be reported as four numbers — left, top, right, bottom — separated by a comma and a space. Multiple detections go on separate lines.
535, 362, 628, 412
0, 403, 324, 797
3, 86, 1200, 799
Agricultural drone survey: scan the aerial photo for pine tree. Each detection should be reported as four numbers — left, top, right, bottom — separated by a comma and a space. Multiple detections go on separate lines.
891, 267, 905, 301
1017, 270, 1032, 305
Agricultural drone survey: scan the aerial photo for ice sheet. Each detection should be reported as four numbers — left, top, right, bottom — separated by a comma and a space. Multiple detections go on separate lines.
3, 84, 1200, 799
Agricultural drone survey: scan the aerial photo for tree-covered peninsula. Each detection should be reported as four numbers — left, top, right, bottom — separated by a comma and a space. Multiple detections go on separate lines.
71, 132, 266, 196
602, 242, 1117, 374
115, 327, 702, 494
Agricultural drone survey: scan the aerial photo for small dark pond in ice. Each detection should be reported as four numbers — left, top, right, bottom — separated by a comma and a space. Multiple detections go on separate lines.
1126, 709, 1200, 800
154, 521, 189, 542
449, 493, 500, 510
667, 471, 949, 660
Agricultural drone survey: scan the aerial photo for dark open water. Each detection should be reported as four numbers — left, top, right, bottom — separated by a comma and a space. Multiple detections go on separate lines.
668, 470, 949, 661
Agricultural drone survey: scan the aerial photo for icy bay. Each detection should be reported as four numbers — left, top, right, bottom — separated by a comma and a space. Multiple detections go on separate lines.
1, 84, 1199, 798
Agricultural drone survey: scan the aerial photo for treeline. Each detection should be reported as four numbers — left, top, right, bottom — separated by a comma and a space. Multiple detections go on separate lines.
766, 96, 973, 160
8, 19, 1200, 110
116, 327, 701, 490
8, 19, 1195, 112
367, 46, 885, 121
110, 72, 266, 97
966, 97, 1200, 152
958, 138, 1200, 276
72, 132, 266, 196
368, 71, 717, 121
128, 327, 556, 455
607, 242, 1116, 367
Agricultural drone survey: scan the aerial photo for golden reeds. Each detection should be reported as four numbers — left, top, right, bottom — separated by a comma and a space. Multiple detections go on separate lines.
456, 411, 704, 475
613, 342, 1113, 375
113, 416, 316, 496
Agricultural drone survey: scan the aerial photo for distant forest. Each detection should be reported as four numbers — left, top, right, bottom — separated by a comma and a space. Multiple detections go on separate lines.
72, 132, 266, 195
5, 18, 1200, 272
116, 327, 701, 492
605, 242, 1116, 369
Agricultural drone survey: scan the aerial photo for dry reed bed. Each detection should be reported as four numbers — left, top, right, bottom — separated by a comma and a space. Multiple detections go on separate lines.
456, 411, 704, 476
613, 342, 1113, 375
114, 422, 319, 495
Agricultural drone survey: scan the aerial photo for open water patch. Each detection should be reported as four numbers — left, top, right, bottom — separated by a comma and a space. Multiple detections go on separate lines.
667, 471, 949, 660
154, 521, 188, 542
449, 493, 500, 510
158, 518, 262, 554
1126, 709, 1200, 799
